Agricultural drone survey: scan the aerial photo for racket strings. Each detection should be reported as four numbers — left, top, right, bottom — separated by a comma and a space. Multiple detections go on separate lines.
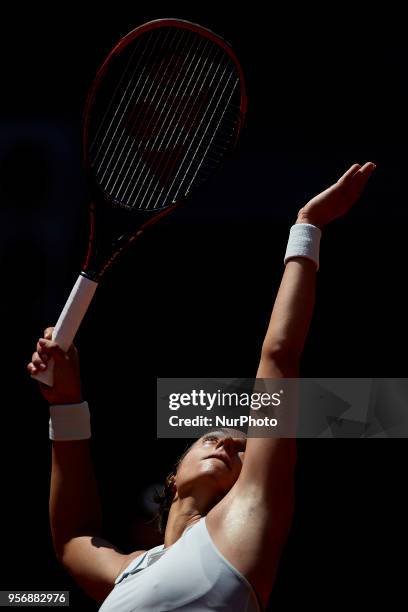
109, 34, 212, 204
122, 39, 225, 209
147, 66, 238, 209
93, 28, 192, 185
89, 34, 145, 157
89, 27, 242, 211
100, 29, 193, 190
96, 29, 214, 196
94, 27, 175, 181
144, 60, 240, 209
135, 60, 240, 210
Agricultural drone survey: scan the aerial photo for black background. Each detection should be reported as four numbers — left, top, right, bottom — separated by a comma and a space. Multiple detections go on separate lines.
1, 4, 407, 610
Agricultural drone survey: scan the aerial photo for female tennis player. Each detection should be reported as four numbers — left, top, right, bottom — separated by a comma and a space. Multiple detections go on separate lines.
28, 162, 375, 611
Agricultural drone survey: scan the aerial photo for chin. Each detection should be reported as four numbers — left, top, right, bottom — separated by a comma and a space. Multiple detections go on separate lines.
197, 462, 233, 488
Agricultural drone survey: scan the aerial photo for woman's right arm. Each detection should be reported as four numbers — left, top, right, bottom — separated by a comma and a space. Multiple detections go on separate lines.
28, 329, 145, 603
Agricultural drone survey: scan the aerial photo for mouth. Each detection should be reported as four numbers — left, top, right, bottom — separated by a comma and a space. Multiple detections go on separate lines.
205, 454, 231, 470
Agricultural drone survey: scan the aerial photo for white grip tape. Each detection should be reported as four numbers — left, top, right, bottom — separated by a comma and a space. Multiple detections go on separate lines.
284, 223, 322, 270
32, 274, 98, 387
49, 401, 91, 440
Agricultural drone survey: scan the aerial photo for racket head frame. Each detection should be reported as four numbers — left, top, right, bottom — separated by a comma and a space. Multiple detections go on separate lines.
81, 18, 247, 281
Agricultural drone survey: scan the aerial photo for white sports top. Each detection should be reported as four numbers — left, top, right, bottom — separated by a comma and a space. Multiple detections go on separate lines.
99, 517, 262, 611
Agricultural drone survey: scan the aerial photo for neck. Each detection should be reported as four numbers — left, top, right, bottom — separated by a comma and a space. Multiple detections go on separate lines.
164, 492, 213, 547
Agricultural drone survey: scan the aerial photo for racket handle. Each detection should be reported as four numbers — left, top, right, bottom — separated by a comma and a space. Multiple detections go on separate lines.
32, 274, 98, 387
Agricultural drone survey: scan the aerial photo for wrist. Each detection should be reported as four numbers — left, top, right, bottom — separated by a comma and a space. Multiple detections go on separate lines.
284, 222, 322, 270
46, 390, 83, 406
49, 400, 91, 440
50, 397, 83, 406
295, 212, 322, 229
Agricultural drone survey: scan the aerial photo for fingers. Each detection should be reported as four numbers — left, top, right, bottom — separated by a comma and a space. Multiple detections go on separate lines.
28, 337, 66, 377
337, 162, 376, 187
342, 162, 377, 205
27, 345, 52, 375
337, 163, 361, 185
32, 351, 46, 368
28, 351, 47, 375
38, 338, 67, 362
28, 326, 69, 379
33, 328, 56, 366
340, 162, 375, 183
337, 162, 376, 204
27, 361, 40, 375
37, 328, 76, 359
27, 356, 46, 375
355, 161, 376, 181
347, 161, 376, 197
27, 363, 38, 375
44, 327, 54, 340
36, 337, 59, 354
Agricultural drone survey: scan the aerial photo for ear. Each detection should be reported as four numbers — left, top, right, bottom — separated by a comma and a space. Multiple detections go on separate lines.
166, 472, 177, 493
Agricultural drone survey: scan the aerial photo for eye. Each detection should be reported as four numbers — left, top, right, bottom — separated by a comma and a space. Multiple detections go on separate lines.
202, 435, 219, 443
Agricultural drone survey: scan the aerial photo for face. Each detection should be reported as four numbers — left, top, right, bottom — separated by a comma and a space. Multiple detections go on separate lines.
174, 430, 247, 501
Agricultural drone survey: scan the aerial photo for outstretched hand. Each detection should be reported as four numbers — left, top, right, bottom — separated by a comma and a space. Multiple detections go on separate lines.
296, 162, 376, 228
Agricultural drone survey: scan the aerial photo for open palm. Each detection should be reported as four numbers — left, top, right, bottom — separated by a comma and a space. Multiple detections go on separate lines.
297, 162, 376, 228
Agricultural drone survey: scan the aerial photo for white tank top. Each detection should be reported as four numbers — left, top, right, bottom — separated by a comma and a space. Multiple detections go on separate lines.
99, 516, 262, 611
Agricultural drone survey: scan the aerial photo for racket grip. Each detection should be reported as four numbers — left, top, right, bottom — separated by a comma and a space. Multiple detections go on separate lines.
32, 274, 98, 387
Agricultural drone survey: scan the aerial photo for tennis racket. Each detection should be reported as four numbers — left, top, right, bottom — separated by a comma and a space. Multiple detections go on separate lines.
32, 18, 247, 386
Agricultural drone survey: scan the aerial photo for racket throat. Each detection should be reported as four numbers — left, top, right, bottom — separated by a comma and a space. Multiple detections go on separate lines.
82, 203, 143, 281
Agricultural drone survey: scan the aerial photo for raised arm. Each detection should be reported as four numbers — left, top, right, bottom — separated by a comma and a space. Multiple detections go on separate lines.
258, 162, 376, 376
27, 331, 144, 603
242, 161, 376, 481
209, 163, 375, 606
215, 163, 376, 605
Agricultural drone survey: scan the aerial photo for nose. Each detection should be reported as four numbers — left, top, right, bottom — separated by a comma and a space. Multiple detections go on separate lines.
215, 436, 234, 453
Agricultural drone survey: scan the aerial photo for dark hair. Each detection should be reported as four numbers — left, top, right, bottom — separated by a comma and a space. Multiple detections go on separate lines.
152, 428, 246, 534
152, 440, 193, 534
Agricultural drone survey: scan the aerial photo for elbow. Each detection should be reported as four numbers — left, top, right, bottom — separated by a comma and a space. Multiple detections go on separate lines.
260, 343, 300, 372
50, 529, 65, 562
51, 524, 102, 562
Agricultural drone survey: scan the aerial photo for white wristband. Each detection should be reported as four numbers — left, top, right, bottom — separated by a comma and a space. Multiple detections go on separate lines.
284, 223, 322, 270
49, 401, 91, 440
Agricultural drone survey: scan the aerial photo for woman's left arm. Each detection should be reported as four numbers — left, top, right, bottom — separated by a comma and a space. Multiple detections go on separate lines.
241, 162, 376, 493
207, 164, 376, 605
